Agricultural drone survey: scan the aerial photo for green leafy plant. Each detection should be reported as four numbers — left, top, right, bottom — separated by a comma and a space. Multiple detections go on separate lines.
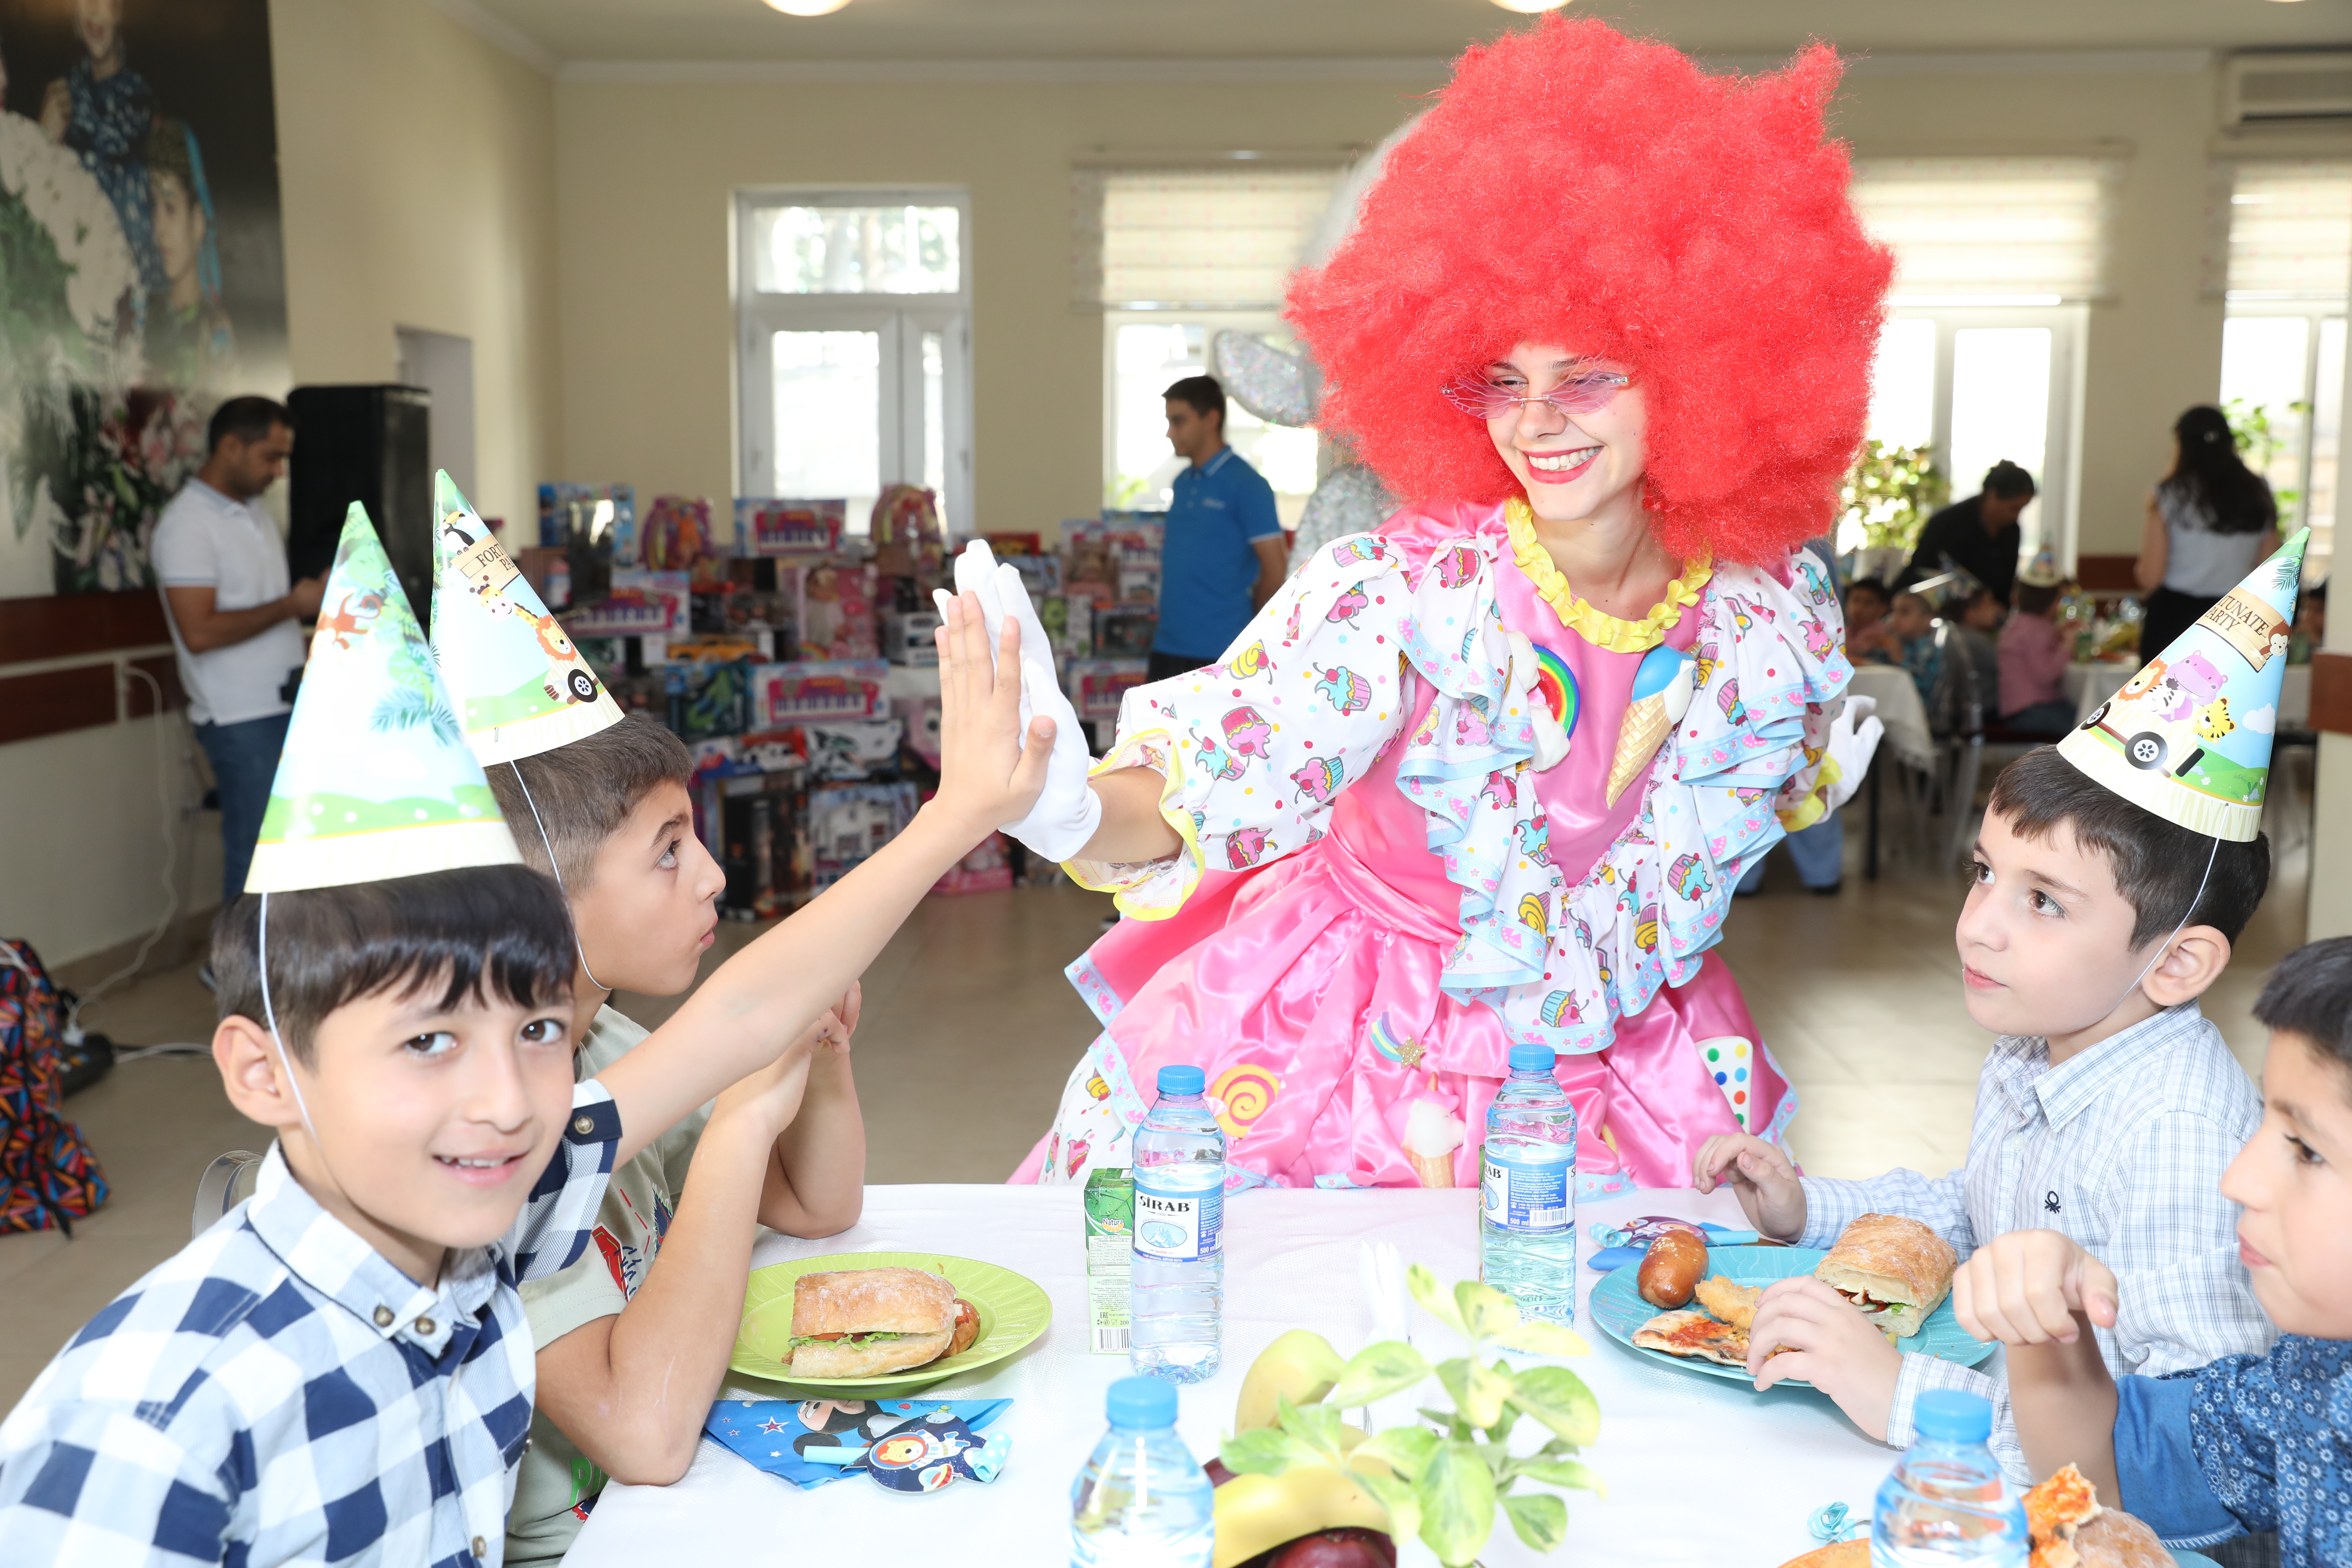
1219, 1267, 1603, 1566
1840, 440, 1948, 553
2224, 397, 2305, 512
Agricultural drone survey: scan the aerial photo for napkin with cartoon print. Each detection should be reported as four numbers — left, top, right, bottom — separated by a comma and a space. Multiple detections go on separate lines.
704, 1396, 1012, 1490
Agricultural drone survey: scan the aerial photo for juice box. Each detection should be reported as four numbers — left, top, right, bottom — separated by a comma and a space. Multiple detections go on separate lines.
1084, 1167, 1133, 1355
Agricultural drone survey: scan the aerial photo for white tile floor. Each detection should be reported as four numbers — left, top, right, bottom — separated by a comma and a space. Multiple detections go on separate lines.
0, 800, 2304, 1412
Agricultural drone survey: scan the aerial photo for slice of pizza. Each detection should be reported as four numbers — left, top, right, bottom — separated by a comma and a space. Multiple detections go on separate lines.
1632, 1307, 1750, 1366
2024, 1463, 2104, 1568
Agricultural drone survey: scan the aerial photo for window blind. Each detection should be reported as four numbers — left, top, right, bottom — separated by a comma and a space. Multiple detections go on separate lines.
1849, 156, 2121, 304
2215, 160, 2352, 302
1073, 167, 1341, 310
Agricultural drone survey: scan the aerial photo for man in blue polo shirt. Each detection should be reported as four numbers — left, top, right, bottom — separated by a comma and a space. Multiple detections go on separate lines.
1150, 375, 1287, 681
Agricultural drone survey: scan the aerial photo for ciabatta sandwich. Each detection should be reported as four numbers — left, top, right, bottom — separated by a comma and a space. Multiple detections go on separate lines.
785, 1267, 982, 1378
1814, 1212, 1956, 1339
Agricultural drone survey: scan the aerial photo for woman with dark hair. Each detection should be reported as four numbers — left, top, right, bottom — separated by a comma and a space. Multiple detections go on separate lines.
2135, 405, 2278, 657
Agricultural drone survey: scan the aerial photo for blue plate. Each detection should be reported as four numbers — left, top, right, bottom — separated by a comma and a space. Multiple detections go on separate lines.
1589, 1245, 1996, 1386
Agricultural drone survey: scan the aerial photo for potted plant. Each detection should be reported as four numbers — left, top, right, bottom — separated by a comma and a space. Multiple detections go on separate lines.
1213, 1266, 1604, 1567
1840, 439, 1946, 587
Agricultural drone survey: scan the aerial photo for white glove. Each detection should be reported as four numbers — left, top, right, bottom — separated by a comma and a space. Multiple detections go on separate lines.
934, 541, 1102, 861
1820, 694, 1883, 813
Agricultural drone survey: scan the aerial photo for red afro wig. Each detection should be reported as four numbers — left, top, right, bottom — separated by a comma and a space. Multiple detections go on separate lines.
1287, 19, 1893, 566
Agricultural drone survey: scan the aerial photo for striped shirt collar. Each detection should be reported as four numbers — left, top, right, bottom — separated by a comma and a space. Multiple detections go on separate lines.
1991, 1001, 2212, 1133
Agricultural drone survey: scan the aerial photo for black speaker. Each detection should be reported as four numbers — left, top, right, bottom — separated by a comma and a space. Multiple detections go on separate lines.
286, 385, 433, 626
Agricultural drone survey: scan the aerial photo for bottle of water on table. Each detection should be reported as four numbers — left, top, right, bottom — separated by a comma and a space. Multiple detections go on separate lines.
1070, 1377, 1214, 1567
1130, 1064, 1225, 1382
1871, 1390, 2029, 1566
1480, 1042, 1578, 1323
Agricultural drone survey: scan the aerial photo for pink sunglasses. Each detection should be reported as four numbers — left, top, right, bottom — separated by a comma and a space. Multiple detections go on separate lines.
1441, 367, 1630, 421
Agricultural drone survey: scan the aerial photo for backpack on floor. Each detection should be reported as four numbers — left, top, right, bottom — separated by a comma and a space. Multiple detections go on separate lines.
0, 940, 109, 1234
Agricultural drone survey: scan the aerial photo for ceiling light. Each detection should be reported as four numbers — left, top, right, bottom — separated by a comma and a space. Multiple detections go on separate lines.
1491, 0, 1571, 10
764, 0, 853, 15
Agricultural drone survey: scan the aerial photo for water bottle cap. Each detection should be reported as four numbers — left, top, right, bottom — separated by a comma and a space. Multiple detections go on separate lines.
1106, 1376, 1179, 1429
1156, 1065, 1206, 1097
1911, 1389, 1994, 1444
1508, 1043, 1557, 1075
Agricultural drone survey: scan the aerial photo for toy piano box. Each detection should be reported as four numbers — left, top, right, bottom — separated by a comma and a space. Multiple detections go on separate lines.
754, 659, 889, 728
738, 498, 845, 558
562, 569, 688, 638
1068, 659, 1149, 724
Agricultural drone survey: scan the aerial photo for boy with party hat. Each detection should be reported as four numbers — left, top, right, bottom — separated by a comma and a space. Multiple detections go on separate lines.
1694, 533, 2312, 1479
0, 508, 1051, 1564
422, 475, 863, 1563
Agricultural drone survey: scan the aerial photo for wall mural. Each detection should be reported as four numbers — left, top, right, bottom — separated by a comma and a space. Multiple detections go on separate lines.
0, 0, 286, 598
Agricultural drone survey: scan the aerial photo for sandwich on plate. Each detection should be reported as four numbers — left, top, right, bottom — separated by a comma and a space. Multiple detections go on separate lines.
786, 1266, 983, 1378
1814, 1212, 1956, 1338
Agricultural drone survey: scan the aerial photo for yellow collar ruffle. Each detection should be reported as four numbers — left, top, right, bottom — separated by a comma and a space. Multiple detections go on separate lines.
1504, 496, 1711, 654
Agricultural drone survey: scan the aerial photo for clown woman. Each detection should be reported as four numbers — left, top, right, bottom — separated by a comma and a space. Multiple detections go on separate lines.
1008, 21, 1892, 1196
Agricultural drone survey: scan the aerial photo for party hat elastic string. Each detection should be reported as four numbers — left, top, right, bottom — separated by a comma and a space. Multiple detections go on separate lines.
2107, 835, 2221, 1021
509, 762, 608, 994
256, 891, 323, 1150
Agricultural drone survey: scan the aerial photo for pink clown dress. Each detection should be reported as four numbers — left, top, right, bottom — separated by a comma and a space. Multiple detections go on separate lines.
1013, 502, 1850, 1196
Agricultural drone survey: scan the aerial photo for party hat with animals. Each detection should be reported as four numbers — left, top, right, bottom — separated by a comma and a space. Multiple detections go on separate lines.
2058, 529, 2308, 842
243, 505, 522, 892
429, 470, 624, 765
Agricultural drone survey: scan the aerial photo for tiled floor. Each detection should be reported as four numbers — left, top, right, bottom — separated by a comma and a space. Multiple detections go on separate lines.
0, 799, 2305, 1412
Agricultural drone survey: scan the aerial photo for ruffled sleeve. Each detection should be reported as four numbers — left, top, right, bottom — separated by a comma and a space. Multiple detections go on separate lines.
1065, 534, 1416, 917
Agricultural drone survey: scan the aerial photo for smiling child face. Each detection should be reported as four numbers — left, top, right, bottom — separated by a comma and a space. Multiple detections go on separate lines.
2220, 1031, 2352, 1339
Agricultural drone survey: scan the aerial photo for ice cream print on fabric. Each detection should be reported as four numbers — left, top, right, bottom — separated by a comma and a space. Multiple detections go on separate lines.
243, 504, 522, 893
430, 470, 626, 765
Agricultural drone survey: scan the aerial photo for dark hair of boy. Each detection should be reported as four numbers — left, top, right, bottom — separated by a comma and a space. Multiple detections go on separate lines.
482, 714, 693, 890
207, 396, 293, 455
1987, 747, 2270, 948
2014, 580, 2062, 616
210, 866, 576, 1067
1163, 374, 1226, 428
1845, 576, 1889, 606
1983, 460, 2037, 500
2164, 405, 2275, 537
2252, 937, 2352, 1075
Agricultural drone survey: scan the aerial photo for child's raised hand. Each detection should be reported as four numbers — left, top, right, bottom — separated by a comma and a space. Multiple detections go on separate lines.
932, 591, 1055, 843
1692, 1133, 1806, 1241
814, 982, 861, 1057
1952, 1230, 2119, 1347
1746, 1276, 1901, 1439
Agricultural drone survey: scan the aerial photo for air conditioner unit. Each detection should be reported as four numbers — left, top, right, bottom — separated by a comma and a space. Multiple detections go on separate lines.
2225, 53, 2352, 125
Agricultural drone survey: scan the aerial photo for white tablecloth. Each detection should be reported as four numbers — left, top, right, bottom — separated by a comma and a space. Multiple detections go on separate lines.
1846, 664, 1935, 771
2069, 662, 2310, 729
564, 1184, 1907, 1568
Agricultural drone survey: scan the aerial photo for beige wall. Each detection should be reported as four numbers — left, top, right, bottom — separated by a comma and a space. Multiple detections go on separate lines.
0, 0, 562, 967
272, 0, 561, 532
552, 59, 2240, 555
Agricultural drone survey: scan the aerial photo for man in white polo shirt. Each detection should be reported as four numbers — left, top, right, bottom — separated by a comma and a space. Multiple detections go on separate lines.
152, 396, 321, 904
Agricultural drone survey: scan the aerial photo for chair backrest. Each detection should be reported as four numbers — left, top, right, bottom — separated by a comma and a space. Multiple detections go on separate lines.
192, 1150, 264, 1241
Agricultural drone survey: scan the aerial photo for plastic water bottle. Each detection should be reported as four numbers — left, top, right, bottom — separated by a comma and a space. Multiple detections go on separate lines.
1070, 1377, 1215, 1567
1870, 1390, 2029, 1566
1480, 1042, 1578, 1323
1130, 1065, 1225, 1382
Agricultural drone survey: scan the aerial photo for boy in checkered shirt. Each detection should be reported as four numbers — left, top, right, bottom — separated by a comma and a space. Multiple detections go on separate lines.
1692, 746, 2276, 1478
0, 593, 1054, 1565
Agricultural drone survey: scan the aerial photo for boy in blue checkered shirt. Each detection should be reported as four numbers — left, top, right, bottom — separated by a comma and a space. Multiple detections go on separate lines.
1955, 937, 2352, 1567
0, 589, 1054, 1566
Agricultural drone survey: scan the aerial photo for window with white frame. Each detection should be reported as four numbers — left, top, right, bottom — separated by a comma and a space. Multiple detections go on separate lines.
735, 190, 972, 537
1845, 157, 2117, 562
1076, 166, 1338, 523
2213, 160, 2349, 582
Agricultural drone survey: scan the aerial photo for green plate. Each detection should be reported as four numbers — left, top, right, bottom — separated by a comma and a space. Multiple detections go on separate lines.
729, 1251, 1052, 1396
1590, 1245, 1995, 1388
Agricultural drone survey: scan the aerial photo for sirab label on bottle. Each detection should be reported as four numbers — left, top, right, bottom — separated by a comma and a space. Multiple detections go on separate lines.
1483, 1149, 1570, 1231
1131, 1179, 1223, 1262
